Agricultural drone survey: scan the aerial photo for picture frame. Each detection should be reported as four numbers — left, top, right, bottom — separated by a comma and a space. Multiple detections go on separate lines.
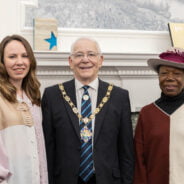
168, 22, 184, 49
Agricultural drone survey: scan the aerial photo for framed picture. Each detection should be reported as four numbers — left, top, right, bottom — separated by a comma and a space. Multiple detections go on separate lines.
168, 22, 184, 49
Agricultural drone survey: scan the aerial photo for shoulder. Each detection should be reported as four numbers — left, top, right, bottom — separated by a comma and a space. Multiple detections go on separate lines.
0, 92, 4, 100
43, 85, 60, 98
44, 84, 59, 92
0, 93, 9, 105
136, 103, 157, 128
113, 84, 128, 95
99, 80, 129, 107
42, 84, 62, 105
140, 103, 155, 114
43, 79, 74, 94
100, 80, 129, 98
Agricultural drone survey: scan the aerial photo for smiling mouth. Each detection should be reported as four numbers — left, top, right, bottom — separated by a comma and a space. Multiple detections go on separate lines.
165, 85, 177, 91
14, 68, 25, 71
80, 66, 93, 70
13, 68, 25, 74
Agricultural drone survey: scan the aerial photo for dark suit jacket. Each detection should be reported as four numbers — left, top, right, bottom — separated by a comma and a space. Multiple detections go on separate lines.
42, 79, 134, 184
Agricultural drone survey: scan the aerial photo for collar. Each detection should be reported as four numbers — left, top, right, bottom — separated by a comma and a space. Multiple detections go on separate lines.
75, 78, 99, 91
160, 89, 184, 102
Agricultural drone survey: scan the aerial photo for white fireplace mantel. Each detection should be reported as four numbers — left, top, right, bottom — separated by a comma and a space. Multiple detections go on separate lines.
35, 51, 161, 112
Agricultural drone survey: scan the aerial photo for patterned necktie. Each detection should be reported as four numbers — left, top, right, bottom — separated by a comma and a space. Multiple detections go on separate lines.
79, 85, 94, 182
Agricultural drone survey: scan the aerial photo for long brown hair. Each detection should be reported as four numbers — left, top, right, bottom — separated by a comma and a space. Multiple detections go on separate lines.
0, 34, 41, 105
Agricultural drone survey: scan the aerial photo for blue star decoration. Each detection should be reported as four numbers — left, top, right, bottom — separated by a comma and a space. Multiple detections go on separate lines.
44, 31, 57, 50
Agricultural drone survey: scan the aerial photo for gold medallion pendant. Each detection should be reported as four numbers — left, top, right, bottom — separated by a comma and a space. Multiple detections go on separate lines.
80, 126, 92, 143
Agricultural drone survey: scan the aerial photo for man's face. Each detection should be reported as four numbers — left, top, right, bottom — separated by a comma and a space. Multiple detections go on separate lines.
158, 65, 184, 96
69, 39, 103, 84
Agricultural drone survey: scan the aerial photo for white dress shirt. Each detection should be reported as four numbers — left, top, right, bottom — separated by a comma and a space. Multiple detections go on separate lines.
75, 78, 99, 143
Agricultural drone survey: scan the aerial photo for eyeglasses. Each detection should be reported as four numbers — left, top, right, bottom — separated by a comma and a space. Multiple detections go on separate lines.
71, 52, 100, 60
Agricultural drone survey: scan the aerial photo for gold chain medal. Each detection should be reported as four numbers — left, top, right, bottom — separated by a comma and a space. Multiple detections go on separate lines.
59, 83, 114, 138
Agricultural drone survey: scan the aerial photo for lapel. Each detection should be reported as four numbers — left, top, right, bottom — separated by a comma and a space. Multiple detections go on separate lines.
63, 79, 81, 140
94, 80, 110, 144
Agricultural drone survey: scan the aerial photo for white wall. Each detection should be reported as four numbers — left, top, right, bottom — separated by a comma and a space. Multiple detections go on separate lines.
0, 0, 21, 39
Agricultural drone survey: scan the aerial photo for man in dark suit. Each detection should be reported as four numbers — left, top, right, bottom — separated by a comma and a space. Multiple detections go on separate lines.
42, 37, 134, 184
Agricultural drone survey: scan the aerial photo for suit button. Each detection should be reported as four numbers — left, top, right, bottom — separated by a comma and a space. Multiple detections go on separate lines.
77, 146, 81, 151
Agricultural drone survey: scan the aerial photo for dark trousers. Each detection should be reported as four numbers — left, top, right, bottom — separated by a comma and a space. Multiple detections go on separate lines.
78, 175, 96, 184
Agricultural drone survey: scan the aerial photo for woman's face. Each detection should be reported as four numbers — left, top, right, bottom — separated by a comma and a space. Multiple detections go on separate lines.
3, 40, 30, 86
158, 65, 184, 96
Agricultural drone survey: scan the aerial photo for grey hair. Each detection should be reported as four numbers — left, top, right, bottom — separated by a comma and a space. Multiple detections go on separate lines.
70, 37, 102, 55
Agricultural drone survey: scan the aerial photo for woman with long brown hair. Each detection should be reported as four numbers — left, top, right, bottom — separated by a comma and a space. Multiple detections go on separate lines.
0, 35, 48, 184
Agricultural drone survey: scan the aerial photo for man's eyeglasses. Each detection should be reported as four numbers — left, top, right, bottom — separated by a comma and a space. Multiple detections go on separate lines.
71, 52, 100, 60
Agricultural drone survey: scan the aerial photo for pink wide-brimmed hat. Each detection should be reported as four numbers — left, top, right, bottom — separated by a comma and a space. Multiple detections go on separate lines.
147, 48, 184, 72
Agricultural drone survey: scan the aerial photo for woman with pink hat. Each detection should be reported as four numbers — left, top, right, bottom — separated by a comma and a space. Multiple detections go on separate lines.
134, 48, 184, 184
